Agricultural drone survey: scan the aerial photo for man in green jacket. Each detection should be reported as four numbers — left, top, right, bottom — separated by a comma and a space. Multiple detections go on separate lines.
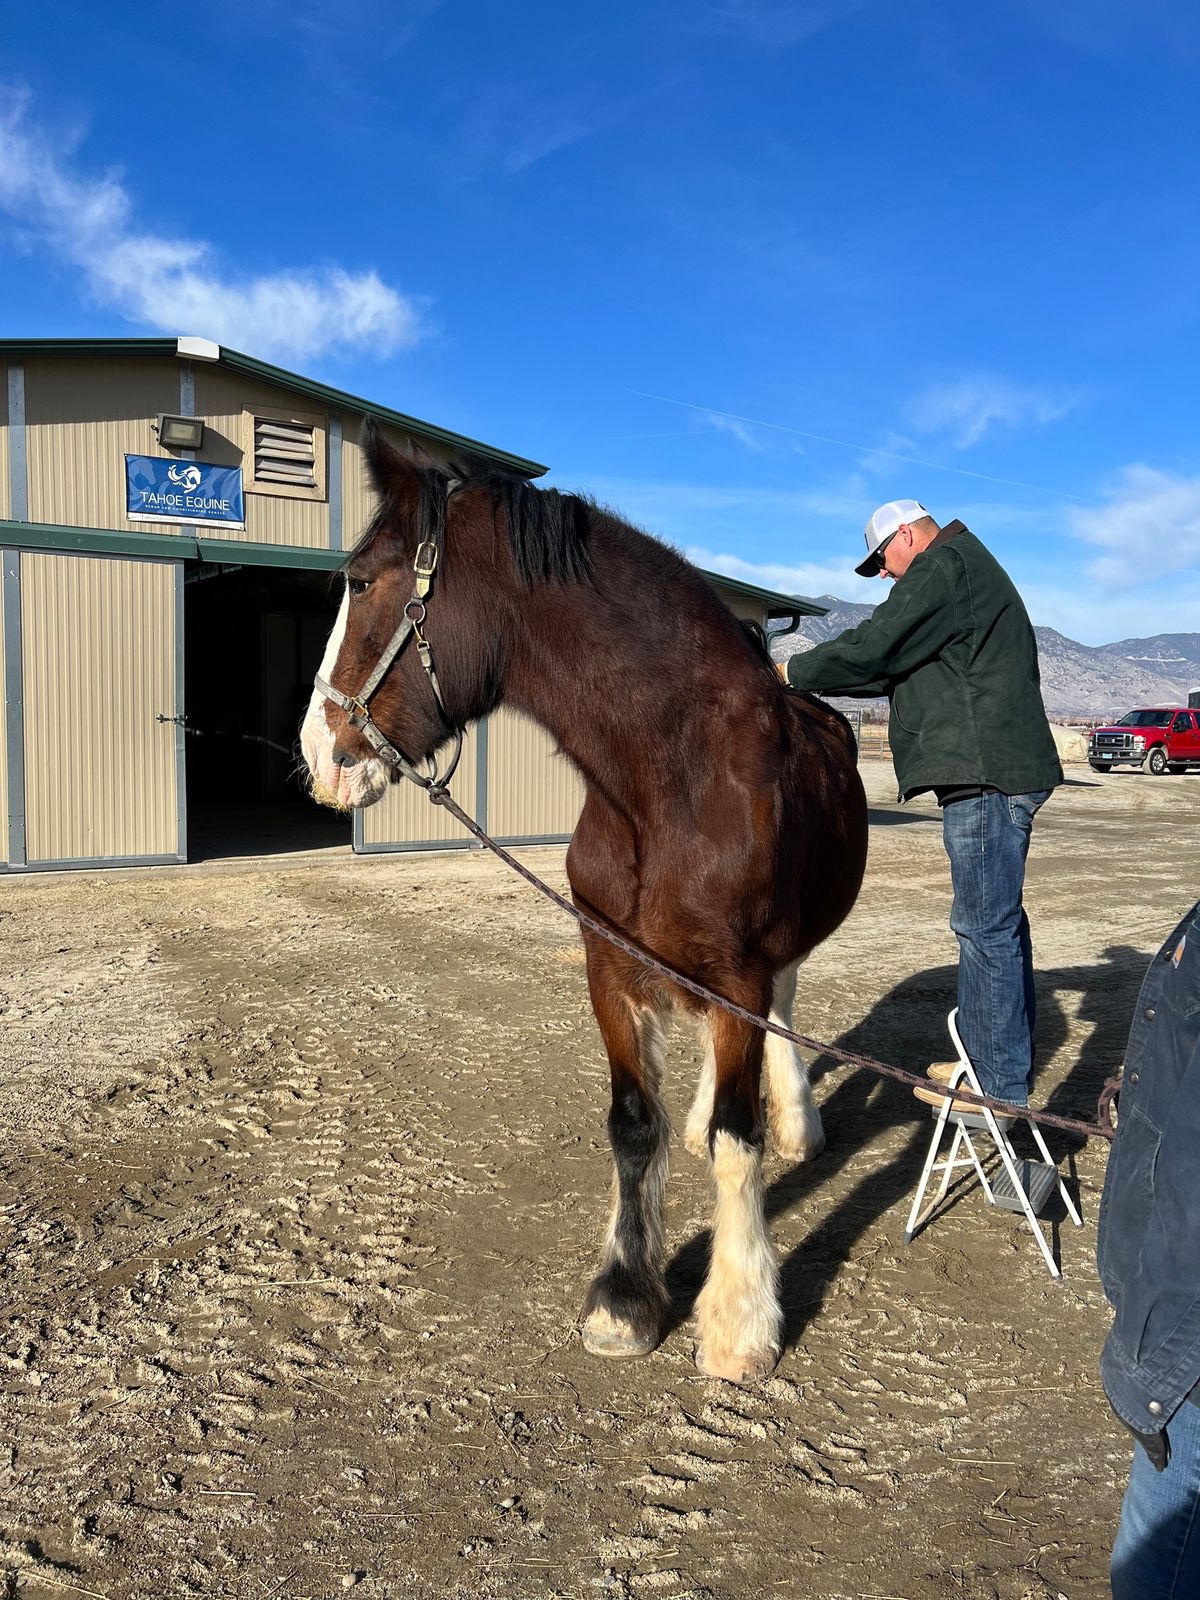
785, 500, 1062, 1108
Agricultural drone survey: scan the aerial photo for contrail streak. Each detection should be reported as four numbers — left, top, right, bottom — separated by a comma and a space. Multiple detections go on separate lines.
626, 388, 1086, 501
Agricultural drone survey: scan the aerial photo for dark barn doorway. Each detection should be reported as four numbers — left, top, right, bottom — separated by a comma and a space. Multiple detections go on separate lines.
184, 562, 351, 860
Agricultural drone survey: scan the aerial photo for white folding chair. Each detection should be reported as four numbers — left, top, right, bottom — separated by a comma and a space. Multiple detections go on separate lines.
903, 1008, 1083, 1279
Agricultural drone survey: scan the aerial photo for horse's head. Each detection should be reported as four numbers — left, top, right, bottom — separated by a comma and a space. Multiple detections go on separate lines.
301, 422, 512, 811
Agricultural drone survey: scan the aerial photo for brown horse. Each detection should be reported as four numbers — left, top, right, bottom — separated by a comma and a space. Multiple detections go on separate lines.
301, 425, 867, 1382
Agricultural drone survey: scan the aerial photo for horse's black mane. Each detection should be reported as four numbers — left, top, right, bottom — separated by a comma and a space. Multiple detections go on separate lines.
351, 433, 592, 588
472, 466, 593, 587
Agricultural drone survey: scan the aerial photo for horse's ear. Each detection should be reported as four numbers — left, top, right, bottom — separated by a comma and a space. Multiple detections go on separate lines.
361, 415, 419, 500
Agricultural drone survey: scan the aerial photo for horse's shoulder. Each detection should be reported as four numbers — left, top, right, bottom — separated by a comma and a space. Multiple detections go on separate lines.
567, 789, 639, 924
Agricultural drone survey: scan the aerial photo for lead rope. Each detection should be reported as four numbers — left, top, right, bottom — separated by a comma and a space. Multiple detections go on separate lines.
421, 781, 1115, 1144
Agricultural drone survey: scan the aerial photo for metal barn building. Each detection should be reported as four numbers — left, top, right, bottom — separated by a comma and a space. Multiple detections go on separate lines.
0, 337, 824, 871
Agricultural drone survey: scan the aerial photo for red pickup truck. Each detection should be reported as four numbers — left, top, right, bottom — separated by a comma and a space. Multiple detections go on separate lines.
1089, 708, 1200, 774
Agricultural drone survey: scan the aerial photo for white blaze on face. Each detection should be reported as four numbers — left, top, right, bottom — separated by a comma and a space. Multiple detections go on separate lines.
300, 586, 390, 811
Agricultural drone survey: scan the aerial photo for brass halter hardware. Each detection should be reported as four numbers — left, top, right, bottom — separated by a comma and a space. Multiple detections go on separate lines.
313, 478, 463, 792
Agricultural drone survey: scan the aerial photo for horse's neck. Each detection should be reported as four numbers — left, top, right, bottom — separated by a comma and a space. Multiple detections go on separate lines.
501, 572, 748, 808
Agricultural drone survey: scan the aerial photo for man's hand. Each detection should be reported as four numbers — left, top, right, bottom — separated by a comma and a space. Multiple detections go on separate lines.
777, 661, 789, 684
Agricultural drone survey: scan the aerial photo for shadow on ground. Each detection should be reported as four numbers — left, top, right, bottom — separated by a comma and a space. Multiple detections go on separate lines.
662, 948, 1149, 1348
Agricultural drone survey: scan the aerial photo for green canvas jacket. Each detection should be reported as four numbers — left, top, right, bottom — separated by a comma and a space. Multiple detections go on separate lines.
786, 522, 1063, 800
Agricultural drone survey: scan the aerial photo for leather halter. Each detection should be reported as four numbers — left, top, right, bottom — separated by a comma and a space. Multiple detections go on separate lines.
314, 479, 464, 793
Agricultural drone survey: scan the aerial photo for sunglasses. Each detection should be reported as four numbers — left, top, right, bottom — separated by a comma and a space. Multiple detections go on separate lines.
871, 530, 899, 574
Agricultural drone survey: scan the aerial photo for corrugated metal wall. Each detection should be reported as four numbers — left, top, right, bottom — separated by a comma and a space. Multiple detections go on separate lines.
358, 726, 479, 849
24, 358, 179, 532
22, 553, 179, 863
193, 368, 334, 548
356, 709, 586, 851
487, 708, 585, 839
0, 360, 9, 521
0, 567, 7, 864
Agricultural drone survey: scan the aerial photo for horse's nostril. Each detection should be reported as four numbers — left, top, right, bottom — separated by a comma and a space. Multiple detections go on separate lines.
332, 744, 359, 769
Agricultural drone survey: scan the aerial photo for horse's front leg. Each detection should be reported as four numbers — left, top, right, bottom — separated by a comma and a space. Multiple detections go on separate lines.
695, 997, 781, 1383
580, 941, 671, 1359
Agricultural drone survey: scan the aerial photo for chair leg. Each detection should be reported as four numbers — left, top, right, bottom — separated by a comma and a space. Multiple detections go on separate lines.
989, 1116, 1061, 1279
1029, 1122, 1084, 1227
904, 1100, 955, 1244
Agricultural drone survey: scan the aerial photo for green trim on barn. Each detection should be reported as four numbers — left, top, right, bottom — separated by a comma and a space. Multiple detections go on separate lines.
0, 520, 346, 571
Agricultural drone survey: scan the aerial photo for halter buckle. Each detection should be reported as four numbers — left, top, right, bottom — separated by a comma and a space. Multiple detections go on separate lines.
413, 540, 439, 599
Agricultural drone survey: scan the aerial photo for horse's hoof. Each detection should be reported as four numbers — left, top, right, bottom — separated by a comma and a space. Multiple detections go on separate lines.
770, 1105, 825, 1163
694, 1342, 780, 1383
682, 1124, 710, 1160
581, 1306, 659, 1359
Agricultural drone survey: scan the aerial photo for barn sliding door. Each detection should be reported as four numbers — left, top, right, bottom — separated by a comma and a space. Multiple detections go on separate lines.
21, 551, 184, 868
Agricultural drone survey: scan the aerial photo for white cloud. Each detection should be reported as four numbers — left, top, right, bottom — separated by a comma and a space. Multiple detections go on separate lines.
1068, 464, 1200, 588
0, 88, 424, 363
1020, 577, 1200, 647
908, 374, 1081, 449
685, 544, 884, 603
704, 411, 767, 451
625, 388, 1087, 498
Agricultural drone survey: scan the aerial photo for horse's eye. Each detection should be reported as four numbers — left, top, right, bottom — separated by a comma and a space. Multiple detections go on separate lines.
348, 577, 371, 597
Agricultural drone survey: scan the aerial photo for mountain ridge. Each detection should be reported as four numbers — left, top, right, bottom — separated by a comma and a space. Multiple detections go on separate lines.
768, 597, 1200, 718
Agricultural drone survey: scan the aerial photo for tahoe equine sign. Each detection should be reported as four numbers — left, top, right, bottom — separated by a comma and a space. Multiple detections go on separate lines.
125, 454, 245, 531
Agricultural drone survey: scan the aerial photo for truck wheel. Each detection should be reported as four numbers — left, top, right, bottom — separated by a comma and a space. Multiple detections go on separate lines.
1147, 746, 1169, 775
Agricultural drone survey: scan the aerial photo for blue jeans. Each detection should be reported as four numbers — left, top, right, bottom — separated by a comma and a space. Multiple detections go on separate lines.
1112, 1399, 1200, 1598
941, 788, 1051, 1106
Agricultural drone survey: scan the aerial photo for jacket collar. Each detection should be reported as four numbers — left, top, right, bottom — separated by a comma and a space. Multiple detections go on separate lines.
927, 518, 968, 551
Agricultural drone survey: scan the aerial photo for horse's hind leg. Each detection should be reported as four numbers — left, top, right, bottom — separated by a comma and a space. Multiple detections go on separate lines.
580, 940, 671, 1359
695, 998, 781, 1383
763, 962, 824, 1161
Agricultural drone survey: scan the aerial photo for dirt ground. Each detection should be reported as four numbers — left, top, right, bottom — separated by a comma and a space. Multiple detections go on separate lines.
3, 761, 1200, 1600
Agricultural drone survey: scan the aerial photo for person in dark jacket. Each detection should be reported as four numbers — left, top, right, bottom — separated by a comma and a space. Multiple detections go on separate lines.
785, 500, 1062, 1107
1098, 900, 1200, 1599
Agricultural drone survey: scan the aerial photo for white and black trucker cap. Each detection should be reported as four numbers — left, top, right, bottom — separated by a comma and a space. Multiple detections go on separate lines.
856, 499, 931, 577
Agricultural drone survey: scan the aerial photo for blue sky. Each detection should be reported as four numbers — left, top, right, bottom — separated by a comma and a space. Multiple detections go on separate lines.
2, 0, 1197, 643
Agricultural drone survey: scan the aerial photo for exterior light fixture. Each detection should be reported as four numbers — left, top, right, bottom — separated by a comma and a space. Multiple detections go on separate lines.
154, 413, 206, 451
